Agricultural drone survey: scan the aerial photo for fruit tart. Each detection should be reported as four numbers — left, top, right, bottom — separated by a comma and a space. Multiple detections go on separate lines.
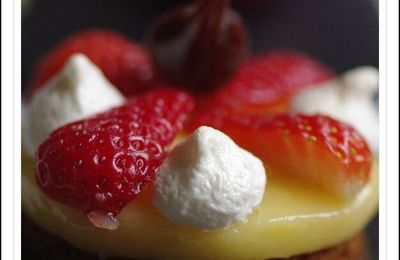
22, 0, 379, 259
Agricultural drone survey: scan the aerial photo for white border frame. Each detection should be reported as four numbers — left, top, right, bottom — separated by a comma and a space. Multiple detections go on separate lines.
384, 0, 400, 259
1, 0, 399, 259
378, 0, 387, 258
14, 0, 23, 259
2, 0, 19, 259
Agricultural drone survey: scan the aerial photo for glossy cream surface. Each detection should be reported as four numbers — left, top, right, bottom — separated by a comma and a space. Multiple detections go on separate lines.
22, 148, 378, 260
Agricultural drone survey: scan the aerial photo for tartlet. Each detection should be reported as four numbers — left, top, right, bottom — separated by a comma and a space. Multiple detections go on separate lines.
22, 0, 379, 259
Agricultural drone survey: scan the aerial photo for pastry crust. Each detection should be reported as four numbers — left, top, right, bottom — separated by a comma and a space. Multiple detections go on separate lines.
285, 233, 368, 260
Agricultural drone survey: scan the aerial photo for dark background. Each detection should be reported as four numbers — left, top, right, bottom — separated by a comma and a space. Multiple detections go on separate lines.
22, 0, 379, 258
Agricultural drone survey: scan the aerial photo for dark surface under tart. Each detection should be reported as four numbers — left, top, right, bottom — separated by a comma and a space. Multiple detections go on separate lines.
22, 213, 369, 260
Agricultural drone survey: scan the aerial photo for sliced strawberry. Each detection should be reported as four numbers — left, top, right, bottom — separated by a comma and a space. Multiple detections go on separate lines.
189, 113, 372, 198
35, 89, 194, 229
27, 29, 165, 98
200, 50, 334, 114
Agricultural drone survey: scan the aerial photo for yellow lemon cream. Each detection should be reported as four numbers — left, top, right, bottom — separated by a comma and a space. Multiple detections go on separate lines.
22, 148, 378, 260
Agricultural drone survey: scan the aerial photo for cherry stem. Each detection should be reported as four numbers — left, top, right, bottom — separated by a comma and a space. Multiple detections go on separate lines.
195, 0, 230, 48
196, 0, 229, 14
196, 0, 229, 27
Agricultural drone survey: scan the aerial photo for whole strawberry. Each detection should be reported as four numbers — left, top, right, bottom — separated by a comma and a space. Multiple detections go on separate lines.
35, 89, 194, 229
27, 29, 165, 98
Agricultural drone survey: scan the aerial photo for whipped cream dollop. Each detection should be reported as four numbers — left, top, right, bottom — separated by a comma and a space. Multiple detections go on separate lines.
153, 126, 266, 230
291, 66, 379, 152
22, 54, 126, 156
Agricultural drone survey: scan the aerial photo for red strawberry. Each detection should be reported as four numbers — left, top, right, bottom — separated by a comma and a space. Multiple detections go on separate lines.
27, 29, 165, 98
189, 113, 372, 198
199, 50, 334, 114
35, 89, 194, 229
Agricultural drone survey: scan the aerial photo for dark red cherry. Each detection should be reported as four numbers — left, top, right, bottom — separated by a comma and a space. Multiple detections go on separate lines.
148, 0, 249, 92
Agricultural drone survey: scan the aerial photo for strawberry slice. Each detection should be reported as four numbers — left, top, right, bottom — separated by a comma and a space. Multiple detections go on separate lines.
35, 89, 194, 229
27, 29, 165, 98
189, 113, 372, 198
198, 50, 334, 114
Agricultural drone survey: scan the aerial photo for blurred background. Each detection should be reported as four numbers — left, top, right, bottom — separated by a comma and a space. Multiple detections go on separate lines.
22, 0, 379, 258
22, 0, 379, 89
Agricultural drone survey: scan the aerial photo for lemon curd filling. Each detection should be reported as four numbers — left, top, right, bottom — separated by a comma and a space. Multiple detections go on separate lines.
22, 149, 378, 260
